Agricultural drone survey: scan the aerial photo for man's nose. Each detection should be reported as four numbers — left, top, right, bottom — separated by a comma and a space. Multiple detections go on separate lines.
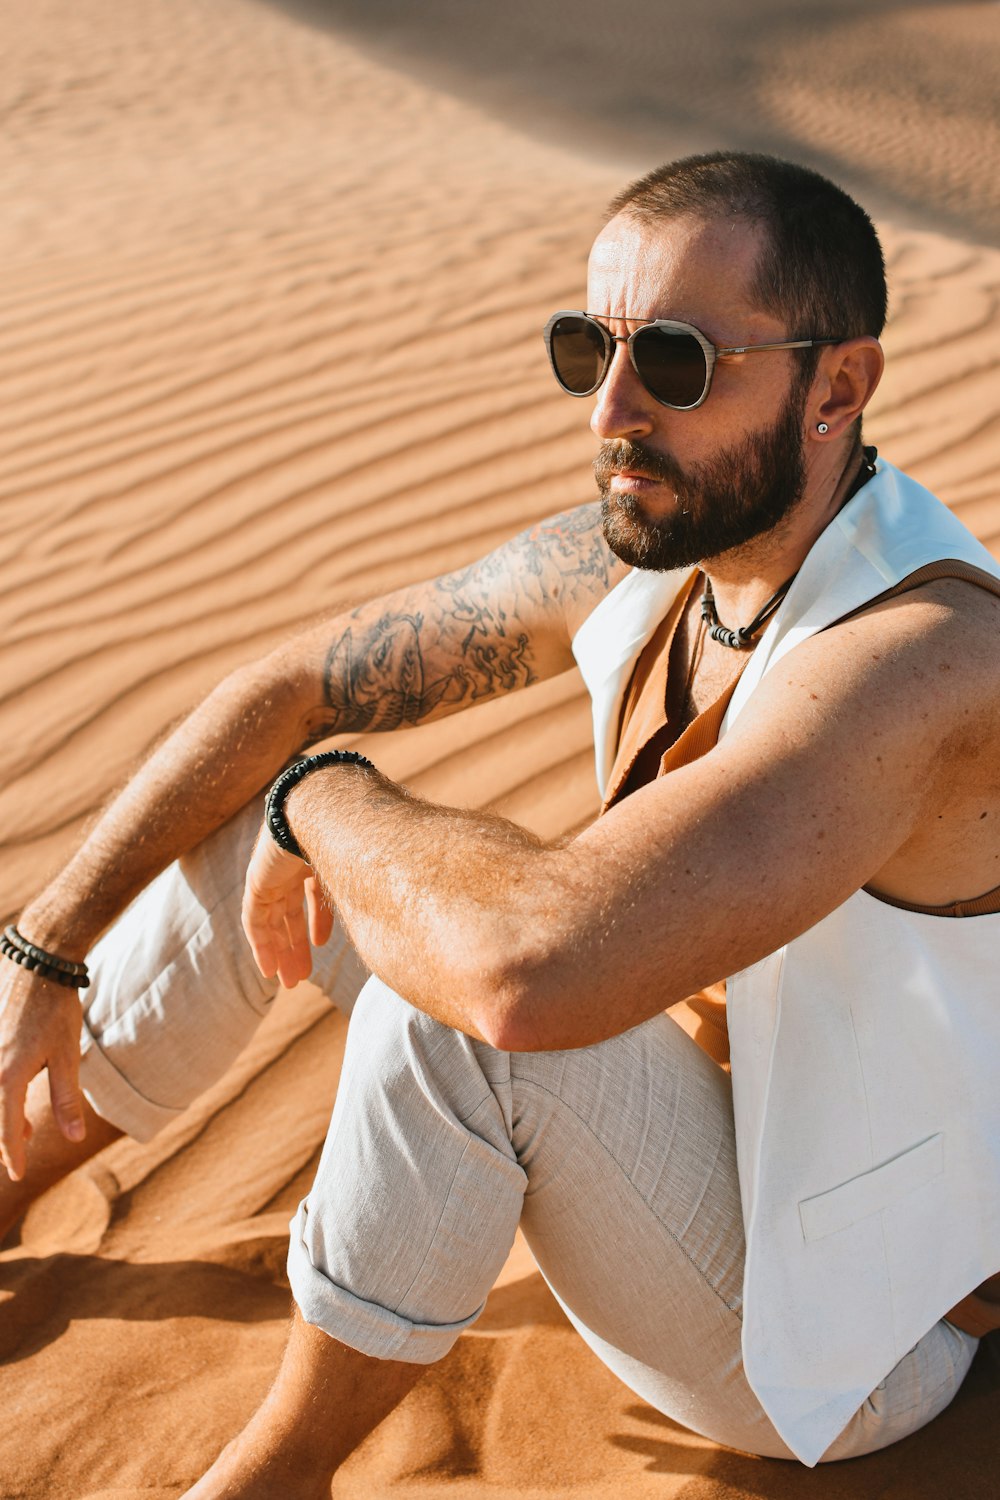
589, 342, 658, 442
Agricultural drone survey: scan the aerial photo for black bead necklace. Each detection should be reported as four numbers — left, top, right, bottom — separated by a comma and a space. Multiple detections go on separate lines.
700, 444, 879, 651
700, 574, 796, 650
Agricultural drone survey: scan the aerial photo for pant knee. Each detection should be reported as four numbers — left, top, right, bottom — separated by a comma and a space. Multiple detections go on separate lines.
289, 977, 524, 1359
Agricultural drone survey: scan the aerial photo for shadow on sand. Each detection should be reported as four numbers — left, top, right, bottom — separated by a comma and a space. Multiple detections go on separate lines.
251, 0, 1000, 247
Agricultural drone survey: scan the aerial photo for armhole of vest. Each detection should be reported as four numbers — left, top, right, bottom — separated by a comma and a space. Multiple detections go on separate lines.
847, 559, 1000, 918
831, 558, 1000, 625
864, 881, 1000, 919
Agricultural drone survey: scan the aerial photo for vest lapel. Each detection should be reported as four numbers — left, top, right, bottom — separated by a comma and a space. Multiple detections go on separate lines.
723, 459, 1000, 733
572, 565, 687, 795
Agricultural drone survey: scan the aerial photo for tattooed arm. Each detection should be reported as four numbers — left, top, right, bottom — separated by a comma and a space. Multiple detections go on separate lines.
0, 502, 621, 1175
307, 503, 623, 740
18, 502, 623, 957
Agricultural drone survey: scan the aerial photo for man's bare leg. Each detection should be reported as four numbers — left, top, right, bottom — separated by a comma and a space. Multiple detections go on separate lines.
183, 1308, 425, 1499
0, 1075, 121, 1242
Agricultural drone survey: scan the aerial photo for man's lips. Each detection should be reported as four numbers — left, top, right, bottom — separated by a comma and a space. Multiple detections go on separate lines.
608, 468, 668, 488
595, 444, 686, 493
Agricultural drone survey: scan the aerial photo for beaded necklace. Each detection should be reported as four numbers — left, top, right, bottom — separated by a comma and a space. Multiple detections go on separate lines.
699, 445, 877, 651
700, 574, 793, 650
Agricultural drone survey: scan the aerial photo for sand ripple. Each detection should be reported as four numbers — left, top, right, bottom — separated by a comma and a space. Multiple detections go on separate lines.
2, 3, 998, 1496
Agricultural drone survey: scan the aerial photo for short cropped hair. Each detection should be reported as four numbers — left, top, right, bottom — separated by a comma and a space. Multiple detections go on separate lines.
607, 152, 887, 344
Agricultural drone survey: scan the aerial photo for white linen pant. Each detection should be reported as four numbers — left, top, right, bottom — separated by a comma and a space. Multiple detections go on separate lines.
78, 802, 978, 1464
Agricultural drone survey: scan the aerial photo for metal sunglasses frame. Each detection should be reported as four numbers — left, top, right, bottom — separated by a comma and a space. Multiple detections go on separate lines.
543, 309, 845, 411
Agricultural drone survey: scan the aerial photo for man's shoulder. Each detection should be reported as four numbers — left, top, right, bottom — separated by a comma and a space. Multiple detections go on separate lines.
747, 570, 1000, 755
765, 457, 1000, 680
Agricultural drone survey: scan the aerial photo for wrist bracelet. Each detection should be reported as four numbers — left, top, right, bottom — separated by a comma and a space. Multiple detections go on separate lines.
265, 750, 378, 861
1, 925, 91, 990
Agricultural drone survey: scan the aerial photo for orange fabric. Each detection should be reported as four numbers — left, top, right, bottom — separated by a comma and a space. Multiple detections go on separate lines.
943, 1273, 1000, 1337
603, 573, 751, 1071
667, 980, 731, 1069
603, 569, 753, 814
871, 881, 1000, 919
601, 571, 698, 813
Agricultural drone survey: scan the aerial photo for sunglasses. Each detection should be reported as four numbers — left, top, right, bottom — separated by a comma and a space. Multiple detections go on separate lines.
543, 310, 844, 411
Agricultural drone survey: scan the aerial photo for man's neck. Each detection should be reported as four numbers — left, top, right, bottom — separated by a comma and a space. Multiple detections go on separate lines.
704, 441, 867, 628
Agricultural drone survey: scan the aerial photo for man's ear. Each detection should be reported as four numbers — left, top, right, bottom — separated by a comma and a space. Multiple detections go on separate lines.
812, 337, 884, 440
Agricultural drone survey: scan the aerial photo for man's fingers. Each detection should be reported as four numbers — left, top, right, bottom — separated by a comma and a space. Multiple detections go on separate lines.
244, 906, 309, 986
248, 922, 309, 990
0, 1075, 30, 1182
0, 973, 85, 1177
305, 879, 334, 948
245, 921, 280, 980
243, 821, 317, 983
242, 883, 288, 979
242, 828, 319, 987
283, 897, 309, 944
47, 1049, 86, 1145
276, 953, 309, 990
282, 904, 312, 971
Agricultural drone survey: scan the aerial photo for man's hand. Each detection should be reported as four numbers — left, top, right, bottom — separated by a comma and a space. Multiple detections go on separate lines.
242, 828, 334, 990
0, 965, 86, 1181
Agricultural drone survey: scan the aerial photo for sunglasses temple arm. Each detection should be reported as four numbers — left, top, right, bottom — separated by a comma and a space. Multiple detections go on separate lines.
718, 338, 844, 355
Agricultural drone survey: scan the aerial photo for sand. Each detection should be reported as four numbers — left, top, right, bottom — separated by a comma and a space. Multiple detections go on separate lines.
1, 1, 998, 1495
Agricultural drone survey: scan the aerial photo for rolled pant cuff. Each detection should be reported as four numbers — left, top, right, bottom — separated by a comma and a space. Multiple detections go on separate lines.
287, 1202, 483, 1364
79, 1018, 183, 1143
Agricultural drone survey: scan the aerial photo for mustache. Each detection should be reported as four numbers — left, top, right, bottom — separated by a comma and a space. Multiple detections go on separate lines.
593, 439, 689, 490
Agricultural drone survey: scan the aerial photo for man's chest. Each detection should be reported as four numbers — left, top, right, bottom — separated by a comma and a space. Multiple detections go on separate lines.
667, 586, 750, 733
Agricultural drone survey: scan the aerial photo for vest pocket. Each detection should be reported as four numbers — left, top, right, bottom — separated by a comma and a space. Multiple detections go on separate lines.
798, 1133, 944, 1242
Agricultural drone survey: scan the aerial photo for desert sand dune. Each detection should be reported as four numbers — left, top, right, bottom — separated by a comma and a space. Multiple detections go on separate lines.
269, 0, 1000, 245
1, 0, 998, 1495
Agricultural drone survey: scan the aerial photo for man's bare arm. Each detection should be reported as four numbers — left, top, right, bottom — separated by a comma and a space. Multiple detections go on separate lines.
0, 502, 621, 1178
306, 503, 622, 741
23, 503, 620, 955
247, 580, 998, 1051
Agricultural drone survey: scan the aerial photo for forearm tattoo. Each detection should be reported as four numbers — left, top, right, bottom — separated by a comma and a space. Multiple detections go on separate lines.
315, 503, 622, 739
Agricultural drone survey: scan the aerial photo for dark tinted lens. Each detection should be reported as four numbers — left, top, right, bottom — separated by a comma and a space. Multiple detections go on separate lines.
632, 326, 708, 407
549, 316, 608, 395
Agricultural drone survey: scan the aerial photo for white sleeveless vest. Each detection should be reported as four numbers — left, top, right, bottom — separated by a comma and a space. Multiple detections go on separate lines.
572, 459, 1000, 1464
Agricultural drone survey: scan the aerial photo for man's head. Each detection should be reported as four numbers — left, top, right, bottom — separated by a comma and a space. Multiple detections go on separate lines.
568, 152, 886, 571
606, 152, 887, 354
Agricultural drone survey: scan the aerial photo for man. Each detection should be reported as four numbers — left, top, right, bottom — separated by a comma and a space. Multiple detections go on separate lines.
2, 154, 998, 1494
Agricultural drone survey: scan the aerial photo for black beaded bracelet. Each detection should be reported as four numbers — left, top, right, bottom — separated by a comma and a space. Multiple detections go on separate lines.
264, 750, 377, 861
1, 925, 91, 990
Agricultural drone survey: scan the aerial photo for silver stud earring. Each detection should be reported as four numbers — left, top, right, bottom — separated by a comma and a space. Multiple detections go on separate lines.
817, 422, 829, 434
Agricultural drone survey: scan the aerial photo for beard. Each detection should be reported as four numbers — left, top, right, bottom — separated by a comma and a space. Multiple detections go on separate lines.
595, 375, 811, 572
